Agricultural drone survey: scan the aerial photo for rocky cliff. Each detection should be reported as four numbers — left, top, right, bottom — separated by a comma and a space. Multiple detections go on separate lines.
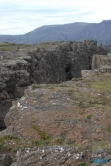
0, 41, 110, 166
1, 68, 111, 165
0, 51, 31, 129
0, 41, 107, 129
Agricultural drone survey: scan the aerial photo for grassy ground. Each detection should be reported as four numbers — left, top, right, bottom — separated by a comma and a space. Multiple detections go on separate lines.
108, 53, 111, 56
0, 42, 29, 51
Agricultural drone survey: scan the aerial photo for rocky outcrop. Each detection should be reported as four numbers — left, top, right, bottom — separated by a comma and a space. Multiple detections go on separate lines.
30, 40, 98, 83
82, 54, 111, 81
92, 54, 111, 71
0, 41, 107, 129
0, 53, 31, 129
0, 41, 110, 165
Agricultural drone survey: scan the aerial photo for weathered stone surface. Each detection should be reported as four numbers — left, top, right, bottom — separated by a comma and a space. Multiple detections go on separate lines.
10, 147, 111, 166
92, 54, 111, 70
82, 54, 111, 81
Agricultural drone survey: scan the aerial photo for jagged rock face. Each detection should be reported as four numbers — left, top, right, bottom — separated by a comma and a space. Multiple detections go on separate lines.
0, 41, 107, 129
30, 40, 98, 83
0, 53, 31, 129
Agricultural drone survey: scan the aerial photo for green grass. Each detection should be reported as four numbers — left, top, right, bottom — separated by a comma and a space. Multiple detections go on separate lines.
102, 128, 111, 133
91, 140, 111, 151
0, 135, 21, 152
91, 76, 111, 91
87, 114, 93, 120
53, 138, 63, 144
31, 124, 51, 143
71, 77, 83, 81
93, 104, 111, 111
31, 116, 38, 122
0, 43, 29, 51
30, 140, 45, 147
108, 53, 111, 56
68, 88, 74, 96
10, 105, 16, 115
32, 84, 41, 89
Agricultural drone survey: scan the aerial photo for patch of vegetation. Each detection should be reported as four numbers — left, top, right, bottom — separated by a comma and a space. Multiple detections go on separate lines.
53, 138, 63, 144
102, 128, 111, 133
32, 84, 41, 89
91, 76, 111, 91
75, 89, 111, 111
77, 100, 90, 108
72, 77, 83, 81
2, 135, 20, 141
68, 88, 74, 95
11, 144, 24, 152
10, 105, 16, 115
31, 124, 51, 143
75, 93, 92, 108
0, 135, 21, 152
108, 53, 111, 56
91, 140, 111, 151
31, 116, 38, 122
44, 84, 55, 89
93, 104, 111, 111
87, 114, 92, 120
0, 43, 29, 51
66, 139, 76, 145
79, 109, 85, 114
31, 140, 44, 147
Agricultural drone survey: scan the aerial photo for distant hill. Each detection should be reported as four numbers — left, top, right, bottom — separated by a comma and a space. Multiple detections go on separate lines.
0, 20, 111, 44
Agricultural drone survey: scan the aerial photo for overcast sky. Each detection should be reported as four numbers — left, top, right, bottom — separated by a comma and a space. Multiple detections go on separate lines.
0, 0, 111, 35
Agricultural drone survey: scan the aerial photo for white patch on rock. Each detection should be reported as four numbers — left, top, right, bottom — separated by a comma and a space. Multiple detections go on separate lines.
17, 102, 21, 107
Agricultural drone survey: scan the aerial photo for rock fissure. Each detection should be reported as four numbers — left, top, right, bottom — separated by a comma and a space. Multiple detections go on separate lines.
0, 40, 107, 129
0, 40, 110, 166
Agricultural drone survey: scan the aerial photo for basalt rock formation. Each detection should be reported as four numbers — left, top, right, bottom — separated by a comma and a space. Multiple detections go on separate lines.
0, 41, 110, 166
0, 40, 107, 130
0, 52, 31, 129
1, 64, 111, 165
